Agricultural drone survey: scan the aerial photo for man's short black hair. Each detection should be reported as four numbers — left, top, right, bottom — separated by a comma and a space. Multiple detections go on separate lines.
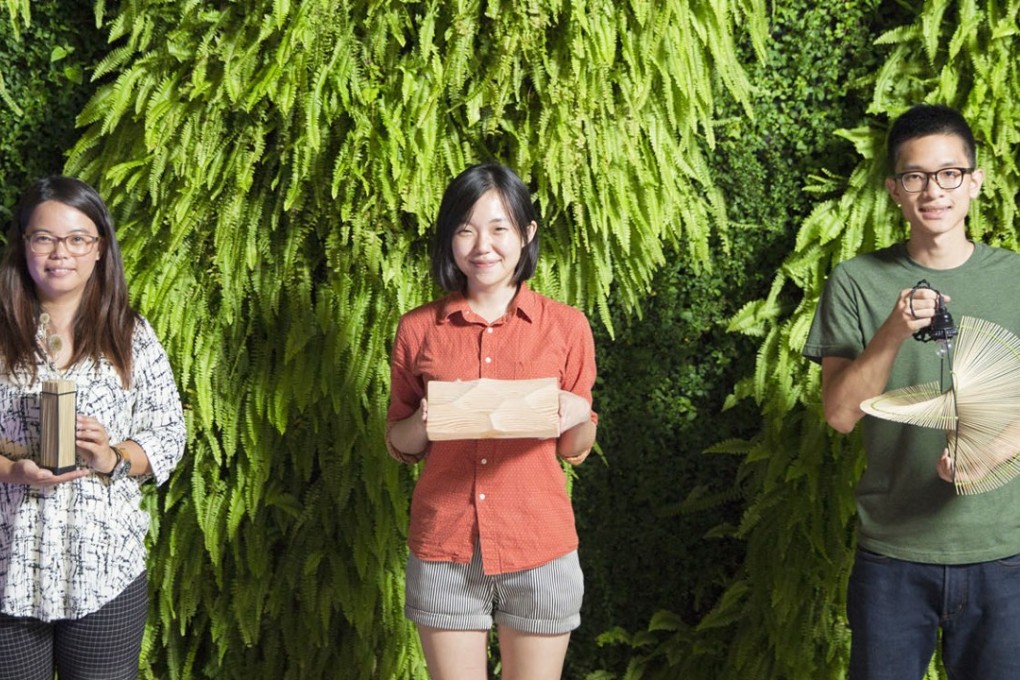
887, 104, 977, 173
431, 163, 540, 294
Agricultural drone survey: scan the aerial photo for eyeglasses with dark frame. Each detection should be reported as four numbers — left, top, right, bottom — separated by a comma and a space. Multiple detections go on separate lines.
893, 167, 974, 193
24, 232, 102, 256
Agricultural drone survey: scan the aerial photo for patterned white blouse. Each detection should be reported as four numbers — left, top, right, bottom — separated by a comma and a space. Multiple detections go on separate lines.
0, 317, 186, 621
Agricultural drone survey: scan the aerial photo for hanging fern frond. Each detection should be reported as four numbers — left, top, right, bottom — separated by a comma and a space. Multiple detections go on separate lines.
0, 0, 29, 41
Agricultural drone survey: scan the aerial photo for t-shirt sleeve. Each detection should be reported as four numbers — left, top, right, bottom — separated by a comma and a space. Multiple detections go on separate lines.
802, 264, 867, 364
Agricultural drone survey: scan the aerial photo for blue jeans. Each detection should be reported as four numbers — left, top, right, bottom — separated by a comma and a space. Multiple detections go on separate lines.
848, 548, 1020, 680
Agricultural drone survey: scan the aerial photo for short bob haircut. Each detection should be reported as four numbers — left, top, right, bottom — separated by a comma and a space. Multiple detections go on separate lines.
431, 163, 540, 294
887, 104, 977, 173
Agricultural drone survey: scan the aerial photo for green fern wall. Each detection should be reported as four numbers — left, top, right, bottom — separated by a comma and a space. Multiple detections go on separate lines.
3, 1, 1020, 679
0, 0, 104, 223
571, 3, 911, 676
650, 2, 1020, 679
11, 1, 764, 678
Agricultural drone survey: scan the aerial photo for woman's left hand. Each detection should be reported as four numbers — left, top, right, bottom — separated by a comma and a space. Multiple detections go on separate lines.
75, 415, 117, 474
557, 391, 591, 434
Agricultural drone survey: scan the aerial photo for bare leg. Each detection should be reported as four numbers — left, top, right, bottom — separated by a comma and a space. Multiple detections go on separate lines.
417, 626, 489, 680
497, 626, 570, 680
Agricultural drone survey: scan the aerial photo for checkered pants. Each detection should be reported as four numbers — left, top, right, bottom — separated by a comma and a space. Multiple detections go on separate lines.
0, 573, 148, 680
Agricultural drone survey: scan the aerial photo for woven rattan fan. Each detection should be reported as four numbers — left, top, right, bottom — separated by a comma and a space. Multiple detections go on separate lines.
860, 315, 1020, 495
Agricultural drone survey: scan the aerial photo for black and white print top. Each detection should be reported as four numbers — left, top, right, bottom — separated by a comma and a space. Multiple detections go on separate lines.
0, 317, 186, 622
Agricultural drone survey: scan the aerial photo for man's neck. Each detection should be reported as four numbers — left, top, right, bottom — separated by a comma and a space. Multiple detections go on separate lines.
905, 234, 975, 270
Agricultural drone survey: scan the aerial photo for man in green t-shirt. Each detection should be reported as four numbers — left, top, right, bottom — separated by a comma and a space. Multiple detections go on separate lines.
804, 104, 1020, 680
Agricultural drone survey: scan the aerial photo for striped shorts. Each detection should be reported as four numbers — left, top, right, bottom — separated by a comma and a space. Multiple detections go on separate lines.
405, 542, 584, 635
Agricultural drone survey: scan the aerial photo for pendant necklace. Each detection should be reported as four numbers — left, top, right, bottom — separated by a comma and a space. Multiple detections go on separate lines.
36, 312, 65, 375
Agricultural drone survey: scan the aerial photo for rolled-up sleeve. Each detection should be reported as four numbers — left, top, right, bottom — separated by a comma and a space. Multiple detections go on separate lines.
129, 320, 186, 485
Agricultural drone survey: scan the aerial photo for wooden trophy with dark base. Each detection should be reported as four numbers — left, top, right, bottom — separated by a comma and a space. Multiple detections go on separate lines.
40, 379, 77, 474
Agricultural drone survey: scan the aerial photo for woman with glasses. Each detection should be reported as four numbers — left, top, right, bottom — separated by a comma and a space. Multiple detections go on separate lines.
0, 176, 185, 680
387, 164, 597, 679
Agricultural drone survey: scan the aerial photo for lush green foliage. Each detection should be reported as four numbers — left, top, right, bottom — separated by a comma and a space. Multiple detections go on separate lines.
10, 1, 1018, 678
0, 0, 105, 225
573, 2, 908, 677
0, 0, 27, 39
54, 0, 765, 677
571, 243, 768, 678
611, 0, 1020, 678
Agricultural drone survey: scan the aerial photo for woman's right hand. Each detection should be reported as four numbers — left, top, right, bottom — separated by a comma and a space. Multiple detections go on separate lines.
2, 458, 89, 487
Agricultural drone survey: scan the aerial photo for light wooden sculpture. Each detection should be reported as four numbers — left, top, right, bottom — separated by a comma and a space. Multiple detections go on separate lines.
40, 379, 77, 474
861, 316, 1020, 494
427, 378, 560, 441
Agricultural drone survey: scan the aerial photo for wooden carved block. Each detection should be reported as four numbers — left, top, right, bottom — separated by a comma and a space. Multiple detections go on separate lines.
427, 378, 560, 441
40, 379, 77, 474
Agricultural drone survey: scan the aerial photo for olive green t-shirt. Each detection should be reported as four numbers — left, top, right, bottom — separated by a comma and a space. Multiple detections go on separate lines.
804, 242, 1020, 564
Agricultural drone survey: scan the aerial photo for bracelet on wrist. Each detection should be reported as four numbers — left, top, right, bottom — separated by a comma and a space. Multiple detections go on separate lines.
98, 445, 132, 481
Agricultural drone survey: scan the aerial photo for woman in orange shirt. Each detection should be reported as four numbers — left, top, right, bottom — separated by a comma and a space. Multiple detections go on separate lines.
387, 163, 597, 679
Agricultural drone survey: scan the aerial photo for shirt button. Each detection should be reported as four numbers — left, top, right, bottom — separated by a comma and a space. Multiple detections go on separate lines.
486, 327, 494, 334
479, 493, 486, 500
481, 458, 488, 465
484, 357, 492, 364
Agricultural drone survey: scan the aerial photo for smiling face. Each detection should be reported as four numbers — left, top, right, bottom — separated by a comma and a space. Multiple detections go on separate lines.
24, 200, 103, 305
885, 133, 984, 244
452, 189, 536, 297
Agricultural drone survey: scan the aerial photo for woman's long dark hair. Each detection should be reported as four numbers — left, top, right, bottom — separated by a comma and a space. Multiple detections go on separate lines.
0, 176, 138, 387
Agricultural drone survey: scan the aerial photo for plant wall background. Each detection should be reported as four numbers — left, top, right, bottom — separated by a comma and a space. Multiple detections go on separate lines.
3, 0, 766, 678
571, 1, 911, 676
0, 0, 106, 225
603, 1, 1020, 678
3, 1, 1020, 679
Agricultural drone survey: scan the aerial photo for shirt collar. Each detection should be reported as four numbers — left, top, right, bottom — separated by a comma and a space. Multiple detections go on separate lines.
437, 282, 536, 325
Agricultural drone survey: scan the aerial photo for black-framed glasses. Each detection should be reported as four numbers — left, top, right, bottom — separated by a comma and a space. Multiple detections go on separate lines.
893, 167, 974, 193
25, 232, 102, 256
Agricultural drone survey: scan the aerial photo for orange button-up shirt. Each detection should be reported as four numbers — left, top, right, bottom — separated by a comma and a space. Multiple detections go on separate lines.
387, 283, 597, 575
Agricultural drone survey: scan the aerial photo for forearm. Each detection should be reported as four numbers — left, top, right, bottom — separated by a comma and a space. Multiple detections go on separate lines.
388, 405, 428, 458
117, 440, 152, 477
88, 439, 152, 477
556, 420, 596, 461
822, 325, 907, 433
